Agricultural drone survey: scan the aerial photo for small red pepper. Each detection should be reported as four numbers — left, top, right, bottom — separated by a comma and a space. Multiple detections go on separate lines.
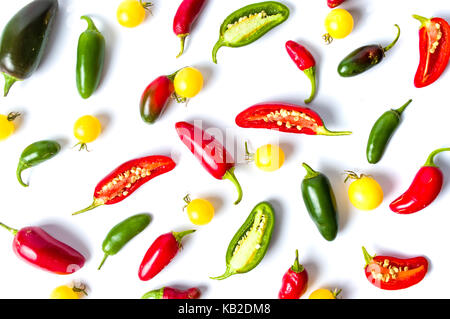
362, 247, 428, 290
72, 155, 176, 215
327, 0, 346, 8
278, 250, 308, 299
412, 15, 450, 88
0, 222, 85, 274
175, 121, 243, 204
173, 0, 207, 58
142, 286, 201, 299
390, 147, 450, 214
138, 229, 195, 281
235, 103, 352, 136
285, 40, 317, 104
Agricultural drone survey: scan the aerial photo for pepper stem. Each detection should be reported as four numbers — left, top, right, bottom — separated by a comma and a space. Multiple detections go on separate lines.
176, 34, 188, 58
424, 147, 450, 167
97, 254, 109, 270
173, 229, 196, 245
302, 162, 319, 179
303, 67, 316, 104
316, 126, 352, 136
81, 16, 99, 32
244, 141, 254, 161
291, 249, 304, 273
0, 222, 18, 236
383, 24, 401, 52
3, 73, 18, 97
222, 167, 243, 205
141, 287, 164, 299
210, 267, 234, 280
394, 99, 412, 115
412, 14, 430, 28
72, 198, 104, 216
362, 246, 375, 267
212, 40, 224, 64
16, 163, 29, 187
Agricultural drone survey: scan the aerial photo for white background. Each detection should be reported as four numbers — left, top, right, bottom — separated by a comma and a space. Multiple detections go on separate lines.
0, 0, 449, 299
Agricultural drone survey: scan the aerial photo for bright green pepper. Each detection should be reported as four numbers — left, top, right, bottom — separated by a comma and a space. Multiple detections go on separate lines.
76, 16, 105, 99
16, 140, 61, 187
210, 201, 275, 280
98, 213, 151, 270
212, 1, 290, 64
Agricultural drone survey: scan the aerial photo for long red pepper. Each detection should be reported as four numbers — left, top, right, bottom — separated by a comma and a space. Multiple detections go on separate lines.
175, 121, 243, 204
142, 286, 201, 299
173, 0, 207, 58
285, 40, 317, 104
0, 222, 85, 274
327, 0, 346, 8
138, 230, 195, 281
278, 250, 308, 299
390, 147, 450, 214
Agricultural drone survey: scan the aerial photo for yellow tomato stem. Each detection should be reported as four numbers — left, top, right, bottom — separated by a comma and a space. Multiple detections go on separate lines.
7, 112, 20, 121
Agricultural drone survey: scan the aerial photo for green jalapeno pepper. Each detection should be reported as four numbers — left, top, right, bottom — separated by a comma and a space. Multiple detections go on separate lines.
301, 163, 338, 241
366, 99, 412, 164
16, 140, 61, 187
0, 0, 58, 96
212, 1, 290, 64
76, 16, 105, 99
98, 213, 151, 270
210, 201, 275, 280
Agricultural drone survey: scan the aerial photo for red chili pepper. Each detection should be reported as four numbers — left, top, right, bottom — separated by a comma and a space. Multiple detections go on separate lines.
327, 0, 346, 8
362, 247, 428, 290
72, 155, 176, 215
412, 15, 450, 88
285, 41, 317, 104
138, 230, 195, 281
140, 73, 175, 125
390, 147, 450, 214
173, 0, 207, 58
235, 103, 352, 136
0, 222, 85, 274
142, 286, 201, 299
175, 121, 243, 204
278, 250, 308, 299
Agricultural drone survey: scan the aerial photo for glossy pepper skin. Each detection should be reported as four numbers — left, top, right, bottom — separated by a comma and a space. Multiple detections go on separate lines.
173, 0, 207, 58
16, 140, 61, 187
175, 121, 243, 204
366, 99, 412, 164
0, 222, 85, 274
142, 286, 201, 299
72, 155, 176, 215
76, 16, 105, 99
390, 148, 450, 214
338, 24, 400, 77
301, 163, 338, 241
285, 41, 317, 104
98, 213, 151, 270
0, 0, 58, 96
278, 250, 308, 299
212, 1, 289, 64
362, 247, 428, 290
235, 103, 352, 136
138, 230, 195, 281
412, 15, 450, 88
327, 0, 345, 8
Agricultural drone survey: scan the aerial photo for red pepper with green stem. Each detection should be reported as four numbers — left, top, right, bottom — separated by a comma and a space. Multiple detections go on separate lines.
278, 250, 308, 299
327, 0, 345, 8
142, 286, 201, 299
390, 147, 450, 214
175, 121, 243, 204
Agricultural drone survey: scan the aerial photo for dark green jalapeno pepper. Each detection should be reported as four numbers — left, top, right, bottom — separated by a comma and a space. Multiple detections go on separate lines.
301, 163, 338, 241
366, 99, 412, 164
210, 201, 275, 280
98, 213, 151, 270
76, 16, 105, 99
212, 1, 289, 64
0, 0, 58, 96
16, 140, 61, 187
338, 24, 400, 77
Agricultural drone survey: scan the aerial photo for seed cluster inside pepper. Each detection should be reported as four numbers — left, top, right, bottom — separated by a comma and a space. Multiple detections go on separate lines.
224, 11, 282, 43
429, 22, 442, 54
252, 108, 318, 130
368, 259, 414, 283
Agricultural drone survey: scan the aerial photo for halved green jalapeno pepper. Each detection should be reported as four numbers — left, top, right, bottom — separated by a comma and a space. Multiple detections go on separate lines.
301, 163, 338, 241
367, 99, 412, 164
76, 16, 105, 99
212, 1, 289, 64
98, 213, 151, 270
210, 201, 275, 280
16, 140, 61, 187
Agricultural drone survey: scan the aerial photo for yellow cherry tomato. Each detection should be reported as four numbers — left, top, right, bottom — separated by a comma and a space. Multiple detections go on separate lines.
254, 144, 285, 172
117, 0, 151, 28
309, 288, 341, 299
73, 115, 102, 150
346, 172, 383, 210
324, 9, 354, 40
173, 67, 204, 99
50, 284, 87, 299
0, 112, 20, 141
184, 195, 214, 225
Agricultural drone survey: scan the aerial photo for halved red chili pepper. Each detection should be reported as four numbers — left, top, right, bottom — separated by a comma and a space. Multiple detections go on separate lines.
285, 40, 317, 104
327, 0, 345, 8
175, 121, 243, 204
72, 155, 176, 215
362, 247, 428, 290
142, 286, 201, 299
0, 222, 85, 275
235, 103, 352, 136
413, 15, 450, 88
390, 147, 450, 214
278, 250, 308, 299
173, 0, 207, 58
